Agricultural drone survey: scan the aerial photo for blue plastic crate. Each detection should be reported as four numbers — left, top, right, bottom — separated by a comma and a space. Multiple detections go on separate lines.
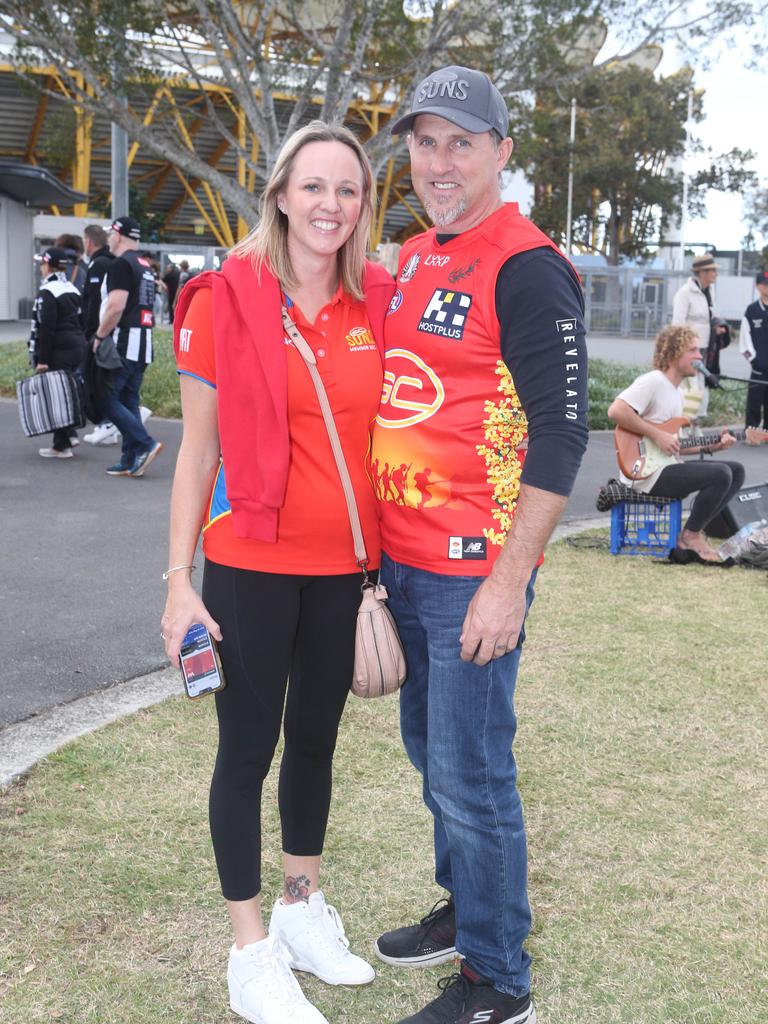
610, 499, 683, 557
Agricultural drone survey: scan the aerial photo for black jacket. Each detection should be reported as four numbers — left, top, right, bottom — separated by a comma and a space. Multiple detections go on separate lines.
30, 273, 87, 368
81, 246, 115, 338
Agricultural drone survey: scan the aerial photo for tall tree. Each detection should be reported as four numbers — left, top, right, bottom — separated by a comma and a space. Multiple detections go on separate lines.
745, 184, 768, 242
513, 66, 755, 263
0, 0, 758, 226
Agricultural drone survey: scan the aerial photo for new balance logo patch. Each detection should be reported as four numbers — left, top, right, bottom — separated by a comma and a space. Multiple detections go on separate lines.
448, 536, 487, 560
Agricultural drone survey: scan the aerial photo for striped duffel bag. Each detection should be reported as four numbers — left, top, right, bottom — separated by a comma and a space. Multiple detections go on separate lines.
16, 369, 84, 437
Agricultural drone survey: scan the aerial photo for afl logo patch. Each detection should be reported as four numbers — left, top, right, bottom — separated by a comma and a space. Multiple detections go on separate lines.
387, 289, 403, 315
399, 253, 421, 283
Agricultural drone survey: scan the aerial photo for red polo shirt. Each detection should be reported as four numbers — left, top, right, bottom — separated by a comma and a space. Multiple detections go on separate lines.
177, 285, 382, 573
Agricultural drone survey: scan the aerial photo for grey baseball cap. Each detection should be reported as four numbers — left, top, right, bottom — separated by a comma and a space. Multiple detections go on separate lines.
390, 65, 510, 138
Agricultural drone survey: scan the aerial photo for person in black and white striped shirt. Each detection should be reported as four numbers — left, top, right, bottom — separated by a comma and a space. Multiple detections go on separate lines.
93, 216, 163, 478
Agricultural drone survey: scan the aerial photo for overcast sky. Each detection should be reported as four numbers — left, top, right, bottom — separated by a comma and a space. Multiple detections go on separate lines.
660, 34, 764, 253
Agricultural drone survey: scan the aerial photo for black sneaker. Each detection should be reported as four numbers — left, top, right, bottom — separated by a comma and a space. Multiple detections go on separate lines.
396, 964, 536, 1024
375, 896, 458, 967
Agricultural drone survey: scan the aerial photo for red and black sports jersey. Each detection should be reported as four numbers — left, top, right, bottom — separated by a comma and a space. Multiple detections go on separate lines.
372, 203, 588, 575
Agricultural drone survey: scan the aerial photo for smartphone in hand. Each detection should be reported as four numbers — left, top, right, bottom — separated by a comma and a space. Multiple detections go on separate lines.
179, 623, 226, 700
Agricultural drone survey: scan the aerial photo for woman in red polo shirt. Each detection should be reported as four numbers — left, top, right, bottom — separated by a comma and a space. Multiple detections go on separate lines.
161, 121, 394, 1024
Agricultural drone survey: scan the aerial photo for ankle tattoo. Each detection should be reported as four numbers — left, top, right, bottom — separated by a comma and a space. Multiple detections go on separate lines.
283, 874, 311, 903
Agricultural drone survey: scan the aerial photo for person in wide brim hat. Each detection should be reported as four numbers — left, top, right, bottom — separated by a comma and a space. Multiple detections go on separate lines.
691, 253, 720, 273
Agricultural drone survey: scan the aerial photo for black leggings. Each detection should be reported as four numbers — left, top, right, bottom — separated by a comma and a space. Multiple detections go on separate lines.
202, 559, 365, 902
649, 459, 745, 533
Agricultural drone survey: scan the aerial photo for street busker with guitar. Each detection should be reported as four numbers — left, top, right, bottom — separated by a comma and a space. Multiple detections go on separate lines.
608, 324, 748, 564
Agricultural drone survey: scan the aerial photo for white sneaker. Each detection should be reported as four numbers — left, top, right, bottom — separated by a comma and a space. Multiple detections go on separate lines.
228, 935, 329, 1024
38, 447, 73, 459
83, 422, 119, 445
140, 405, 152, 423
269, 892, 375, 986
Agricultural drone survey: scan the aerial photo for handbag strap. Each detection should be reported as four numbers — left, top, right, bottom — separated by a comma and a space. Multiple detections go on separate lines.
281, 306, 369, 574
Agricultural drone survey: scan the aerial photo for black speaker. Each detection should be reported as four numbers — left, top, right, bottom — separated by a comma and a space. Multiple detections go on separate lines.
707, 482, 768, 538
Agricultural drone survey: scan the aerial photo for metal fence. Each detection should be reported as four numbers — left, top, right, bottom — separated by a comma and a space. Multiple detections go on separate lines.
574, 265, 688, 338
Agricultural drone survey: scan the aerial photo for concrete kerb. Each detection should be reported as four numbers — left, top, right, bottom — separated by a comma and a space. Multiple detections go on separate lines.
0, 667, 181, 788
0, 517, 612, 790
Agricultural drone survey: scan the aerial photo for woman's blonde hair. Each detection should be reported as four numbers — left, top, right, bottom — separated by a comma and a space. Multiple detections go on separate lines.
230, 120, 375, 301
653, 324, 699, 371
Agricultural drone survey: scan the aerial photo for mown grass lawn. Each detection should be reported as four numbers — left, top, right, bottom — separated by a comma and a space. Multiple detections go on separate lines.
1, 539, 765, 1024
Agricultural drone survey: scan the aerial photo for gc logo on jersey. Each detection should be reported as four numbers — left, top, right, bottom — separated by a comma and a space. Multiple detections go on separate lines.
376, 348, 445, 429
418, 289, 472, 340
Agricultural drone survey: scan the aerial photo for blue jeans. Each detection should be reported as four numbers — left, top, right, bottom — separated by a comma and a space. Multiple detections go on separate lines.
104, 358, 153, 466
381, 552, 537, 997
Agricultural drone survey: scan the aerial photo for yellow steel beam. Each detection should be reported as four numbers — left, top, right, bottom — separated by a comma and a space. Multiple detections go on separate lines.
236, 107, 249, 240
164, 89, 234, 245
127, 84, 167, 168
373, 156, 396, 248
172, 166, 228, 247
208, 184, 231, 245
72, 72, 92, 216
1, 62, 395, 119
391, 188, 429, 233
146, 117, 206, 201
25, 83, 49, 163
166, 137, 230, 223
246, 133, 260, 195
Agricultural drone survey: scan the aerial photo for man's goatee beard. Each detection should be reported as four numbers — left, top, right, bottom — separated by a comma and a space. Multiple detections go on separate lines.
424, 196, 467, 229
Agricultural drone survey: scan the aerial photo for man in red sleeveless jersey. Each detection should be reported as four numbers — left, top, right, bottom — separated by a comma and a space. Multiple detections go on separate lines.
372, 66, 589, 1024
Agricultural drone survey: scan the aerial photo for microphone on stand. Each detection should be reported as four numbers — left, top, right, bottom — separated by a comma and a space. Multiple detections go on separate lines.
692, 359, 722, 389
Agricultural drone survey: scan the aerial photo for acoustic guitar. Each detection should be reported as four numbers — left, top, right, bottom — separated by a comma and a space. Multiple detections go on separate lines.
614, 417, 768, 480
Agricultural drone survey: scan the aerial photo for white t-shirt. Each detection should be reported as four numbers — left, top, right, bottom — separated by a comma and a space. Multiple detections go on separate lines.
615, 370, 684, 492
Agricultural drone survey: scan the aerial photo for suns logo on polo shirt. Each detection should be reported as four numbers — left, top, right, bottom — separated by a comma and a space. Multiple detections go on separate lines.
418, 289, 472, 340
346, 325, 376, 352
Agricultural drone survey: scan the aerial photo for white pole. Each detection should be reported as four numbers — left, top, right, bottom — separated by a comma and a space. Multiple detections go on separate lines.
565, 97, 576, 256
111, 121, 129, 221
678, 89, 693, 271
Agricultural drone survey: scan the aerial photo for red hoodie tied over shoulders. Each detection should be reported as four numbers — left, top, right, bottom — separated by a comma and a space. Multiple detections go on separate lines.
173, 256, 395, 543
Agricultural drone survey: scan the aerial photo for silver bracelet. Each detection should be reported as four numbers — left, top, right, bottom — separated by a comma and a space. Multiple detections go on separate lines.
162, 563, 197, 581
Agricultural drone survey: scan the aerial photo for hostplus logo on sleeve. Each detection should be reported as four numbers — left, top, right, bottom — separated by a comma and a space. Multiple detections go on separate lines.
418, 289, 472, 340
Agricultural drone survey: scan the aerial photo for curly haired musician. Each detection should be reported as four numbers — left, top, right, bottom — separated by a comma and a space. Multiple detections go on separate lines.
608, 324, 744, 563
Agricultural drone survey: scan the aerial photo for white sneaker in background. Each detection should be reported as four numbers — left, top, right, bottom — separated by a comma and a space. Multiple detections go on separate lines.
83, 422, 119, 445
227, 934, 329, 1024
269, 891, 375, 986
38, 447, 73, 459
140, 405, 152, 423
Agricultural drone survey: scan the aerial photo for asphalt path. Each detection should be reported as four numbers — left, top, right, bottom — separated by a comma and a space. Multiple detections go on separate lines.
2, 372, 767, 731
1, 399, 178, 729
